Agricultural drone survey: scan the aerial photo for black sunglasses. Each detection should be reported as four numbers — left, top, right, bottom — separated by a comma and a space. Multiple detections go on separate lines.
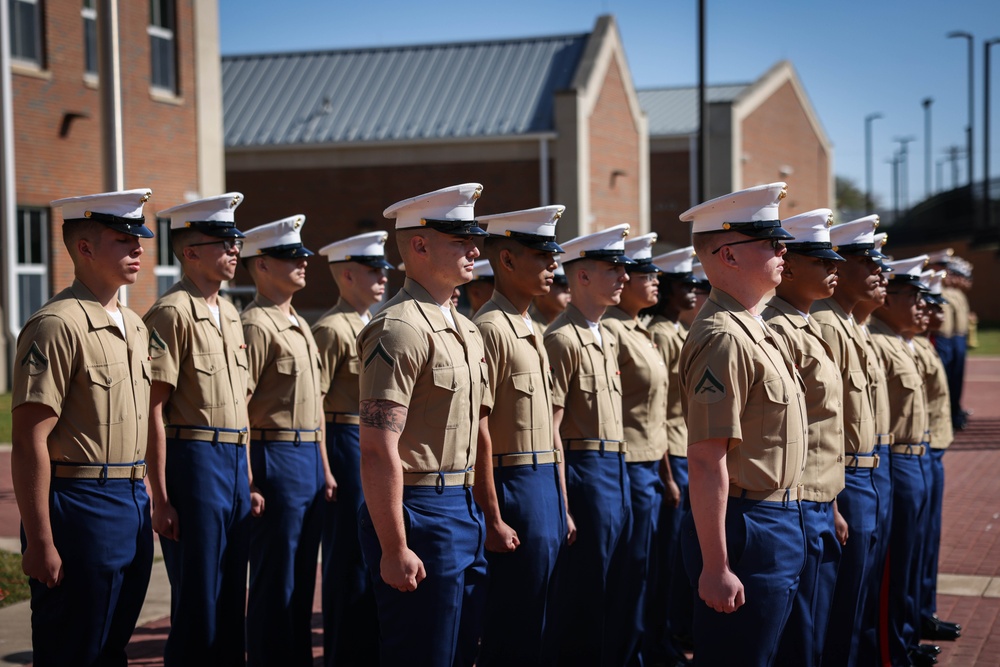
711, 237, 785, 255
187, 238, 244, 253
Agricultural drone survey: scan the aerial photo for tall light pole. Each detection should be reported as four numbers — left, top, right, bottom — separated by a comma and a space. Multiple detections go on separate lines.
894, 136, 917, 211
985, 37, 1000, 233
948, 31, 974, 189
923, 98, 933, 198
887, 153, 901, 222
865, 112, 883, 210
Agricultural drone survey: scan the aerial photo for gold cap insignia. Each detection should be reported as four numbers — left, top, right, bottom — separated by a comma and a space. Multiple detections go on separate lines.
140, 192, 151, 203
84, 210, 92, 218
826, 215, 833, 228
722, 222, 732, 230
779, 187, 788, 200
473, 186, 483, 200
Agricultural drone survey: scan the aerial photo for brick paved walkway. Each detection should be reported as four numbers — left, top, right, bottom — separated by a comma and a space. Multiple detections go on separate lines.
1, 357, 999, 665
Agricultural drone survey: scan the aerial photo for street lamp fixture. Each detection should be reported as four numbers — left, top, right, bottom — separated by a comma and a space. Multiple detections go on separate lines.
985, 37, 1000, 233
865, 112, 883, 211
947, 31, 974, 188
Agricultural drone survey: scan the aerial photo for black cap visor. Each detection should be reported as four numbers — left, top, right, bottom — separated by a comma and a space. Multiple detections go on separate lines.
627, 259, 663, 273
722, 219, 795, 241
260, 243, 314, 259
564, 250, 637, 266
421, 218, 489, 237
335, 255, 395, 270
68, 213, 155, 239
786, 243, 845, 262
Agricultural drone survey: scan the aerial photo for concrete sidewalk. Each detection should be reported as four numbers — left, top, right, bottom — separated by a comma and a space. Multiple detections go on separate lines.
2, 357, 1000, 665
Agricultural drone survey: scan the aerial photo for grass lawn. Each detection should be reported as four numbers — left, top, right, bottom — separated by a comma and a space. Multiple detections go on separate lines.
970, 326, 1000, 357
0, 392, 9, 443
0, 549, 29, 608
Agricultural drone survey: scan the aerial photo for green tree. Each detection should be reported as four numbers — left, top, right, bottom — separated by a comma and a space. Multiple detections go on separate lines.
836, 175, 880, 212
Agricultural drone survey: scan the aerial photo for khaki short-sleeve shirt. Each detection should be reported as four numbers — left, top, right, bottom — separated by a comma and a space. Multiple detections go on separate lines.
473, 292, 554, 455
13, 281, 151, 464
649, 315, 689, 456
357, 278, 486, 473
811, 299, 877, 455
312, 299, 367, 415
913, 336, 953, 449
763, 297, 845, 501
868, 317, 929, 445
860, 322, 894, 439
242, 295, 323, 432
939, 286, 970, 337
143, 275, 249, 430
544, 304, 624, 443
680, 288, 808, 493
603, 307, 669, 462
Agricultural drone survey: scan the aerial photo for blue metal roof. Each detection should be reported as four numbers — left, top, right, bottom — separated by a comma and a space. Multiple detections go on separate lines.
222, 33, 589, 148
638, 84, 749, 137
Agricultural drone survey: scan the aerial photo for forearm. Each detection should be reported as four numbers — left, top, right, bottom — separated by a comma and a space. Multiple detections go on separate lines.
11, 408, 57, 547
688, 438, 730, 571
360, 399, 409, 554
552, 408, 571, 515
146, 385, 170, 507
473, 414, 502, 525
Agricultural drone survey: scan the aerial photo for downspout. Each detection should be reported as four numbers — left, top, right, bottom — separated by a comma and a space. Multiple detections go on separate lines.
1, 0, 18, 390
98, 0, 126, 304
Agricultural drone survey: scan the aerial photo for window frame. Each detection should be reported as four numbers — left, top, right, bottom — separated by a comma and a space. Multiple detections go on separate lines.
9, 0, 45, 68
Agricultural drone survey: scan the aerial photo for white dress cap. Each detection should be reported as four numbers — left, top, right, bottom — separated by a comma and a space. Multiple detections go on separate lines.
157, 192, 245, 238
471, 259, 495, 281
242, 214, 314, 259
478, 204, 566, 252
885, 255, 929, 289
560, 223, 635, 265
552, 258, 568, 285
691, 261, 709, 284
828, 215, 885, 257
319, 231, 393, 269
623, 233, 661, 272
926, 248, 954, 265
652, 246, 698, 277
383, 183, 487, 237
50, 188, 155, 238
680, 182, 793, 239
921, 270, 948, 304
781, 208, 844, 261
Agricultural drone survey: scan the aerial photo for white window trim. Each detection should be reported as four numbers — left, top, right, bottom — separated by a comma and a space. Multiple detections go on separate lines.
10, 0, 42, 68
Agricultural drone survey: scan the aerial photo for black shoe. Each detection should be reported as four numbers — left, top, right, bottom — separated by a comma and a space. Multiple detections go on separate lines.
909, 647, 938, 666
922, 615, 962, 640
916, 643, 942, 655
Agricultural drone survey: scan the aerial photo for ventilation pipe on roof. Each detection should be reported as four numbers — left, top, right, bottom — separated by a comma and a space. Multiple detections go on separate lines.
540, 137, 550, 205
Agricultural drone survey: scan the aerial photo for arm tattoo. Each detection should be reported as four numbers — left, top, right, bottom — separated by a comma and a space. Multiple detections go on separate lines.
360, 399, 407, 433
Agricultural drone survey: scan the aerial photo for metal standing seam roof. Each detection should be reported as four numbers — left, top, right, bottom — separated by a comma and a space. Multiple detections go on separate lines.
222, 33, 589, 149
638, 84, 750, 137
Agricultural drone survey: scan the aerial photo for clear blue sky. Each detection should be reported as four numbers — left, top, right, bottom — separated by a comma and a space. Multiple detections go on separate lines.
219, 0, 1000, 214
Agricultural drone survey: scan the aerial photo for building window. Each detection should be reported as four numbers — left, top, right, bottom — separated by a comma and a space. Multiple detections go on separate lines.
148, 0, 176, 93
155, 217, 180, 295
9, 0, 43, 66
82, 0, 96, 76
15, 207, 49, 327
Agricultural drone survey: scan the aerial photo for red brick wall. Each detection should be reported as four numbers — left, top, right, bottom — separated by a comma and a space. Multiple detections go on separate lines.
12, 0, 200, 316
649, 149, 693, 248
588, 54, 641, 233
740, 81, 831, 217
226, 159, 545, 316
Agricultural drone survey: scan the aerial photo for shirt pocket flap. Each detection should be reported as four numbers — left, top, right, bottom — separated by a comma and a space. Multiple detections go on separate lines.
763, 377, 789, 405
87, 362, 129, 388
192, 351, 226, 376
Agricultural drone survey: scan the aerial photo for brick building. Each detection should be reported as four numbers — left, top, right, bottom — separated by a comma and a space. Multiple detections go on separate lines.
1, 0, 224, 389
639, 60, 833, 248
222, 15, 649, 317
